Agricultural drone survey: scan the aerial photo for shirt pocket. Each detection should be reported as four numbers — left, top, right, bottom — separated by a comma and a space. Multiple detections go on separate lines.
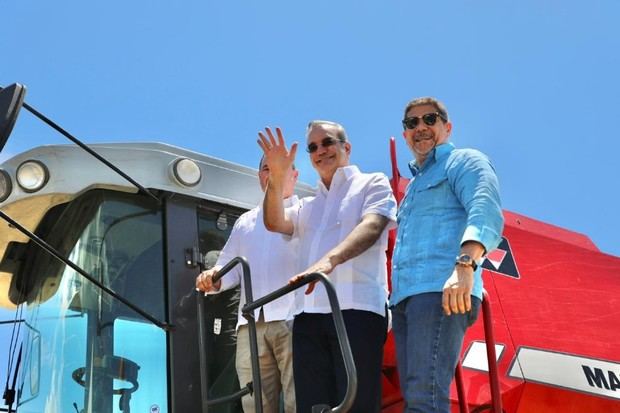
413, 176, 450, 215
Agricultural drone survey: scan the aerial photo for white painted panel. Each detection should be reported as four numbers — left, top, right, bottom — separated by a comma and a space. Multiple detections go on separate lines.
509, 347, 620, 399
462, 341, 505, 372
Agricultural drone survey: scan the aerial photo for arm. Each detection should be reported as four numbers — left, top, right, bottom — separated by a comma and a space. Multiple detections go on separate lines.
263, 175, 293, 234
257, 127, 297, 235
443, 150, 504, 315
292, 213, 390, 294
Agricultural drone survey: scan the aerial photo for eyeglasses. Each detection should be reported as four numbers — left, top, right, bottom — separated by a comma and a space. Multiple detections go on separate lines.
306, 137, 344, 153
401, 112, 447, 130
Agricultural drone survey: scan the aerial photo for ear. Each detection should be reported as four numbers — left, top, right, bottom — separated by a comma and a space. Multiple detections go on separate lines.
445, 121, 453, 136
402, 131, 407, 139
344, 141, 352, 155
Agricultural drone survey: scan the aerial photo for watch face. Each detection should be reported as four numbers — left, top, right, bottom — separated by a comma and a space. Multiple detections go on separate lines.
456, 254, 478, 271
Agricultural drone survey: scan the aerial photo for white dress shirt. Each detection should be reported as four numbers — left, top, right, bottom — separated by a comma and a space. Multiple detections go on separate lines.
288, 165, 397, 317
216, 196, 299, 329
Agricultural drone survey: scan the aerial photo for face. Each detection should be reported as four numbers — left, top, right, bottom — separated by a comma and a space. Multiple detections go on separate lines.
403, 104, 452, 162
258, 159, 298, 198
306, 124, 351, 183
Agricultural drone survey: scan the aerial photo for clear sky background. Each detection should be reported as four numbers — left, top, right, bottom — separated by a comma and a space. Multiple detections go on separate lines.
1, 0, 619, 393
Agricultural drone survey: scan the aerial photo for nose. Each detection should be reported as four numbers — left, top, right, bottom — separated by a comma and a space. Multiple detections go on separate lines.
413, 120, 428, 132
316, 143, 329, 155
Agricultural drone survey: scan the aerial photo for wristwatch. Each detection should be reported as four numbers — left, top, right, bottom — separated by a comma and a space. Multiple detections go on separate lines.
455, 254, 478, 271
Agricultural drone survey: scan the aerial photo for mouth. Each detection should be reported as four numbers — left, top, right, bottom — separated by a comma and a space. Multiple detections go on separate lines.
414, 132, 434, 142
315, 154, 336, 165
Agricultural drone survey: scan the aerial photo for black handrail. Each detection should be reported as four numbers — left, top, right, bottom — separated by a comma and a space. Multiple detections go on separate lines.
196, 261, 357, 413
244, 272, 357, 413
196, 256, 262, 413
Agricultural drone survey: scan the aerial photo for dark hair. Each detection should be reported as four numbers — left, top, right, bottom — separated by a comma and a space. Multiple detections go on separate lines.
403, 97, 449, 122
306, 120, 348, 143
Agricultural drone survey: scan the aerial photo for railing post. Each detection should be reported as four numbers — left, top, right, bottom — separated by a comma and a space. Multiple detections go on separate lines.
454, 362, 470, 413
481, 290, 502, 413
196, 294, 211, 413
453, 290, 503, 413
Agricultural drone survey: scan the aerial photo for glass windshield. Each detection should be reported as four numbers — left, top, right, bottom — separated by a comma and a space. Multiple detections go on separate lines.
16, 190, 167, 413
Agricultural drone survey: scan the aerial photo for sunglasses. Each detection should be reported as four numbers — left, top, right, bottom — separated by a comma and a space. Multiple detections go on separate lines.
306, 137, 344, 153
401, 112, 447, 130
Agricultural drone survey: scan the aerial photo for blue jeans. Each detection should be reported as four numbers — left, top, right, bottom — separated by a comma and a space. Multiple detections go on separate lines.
391, 292, 480, 413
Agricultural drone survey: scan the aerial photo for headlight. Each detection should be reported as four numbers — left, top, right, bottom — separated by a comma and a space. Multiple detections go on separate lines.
0, 169, 12, 202
16, 160, 49, 193
171, 158, 201, 187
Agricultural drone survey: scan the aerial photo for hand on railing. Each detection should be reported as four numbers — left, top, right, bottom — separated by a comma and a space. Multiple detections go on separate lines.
195, 268, 222, 293
288, 256, 336, 294
195, 258, 357, 413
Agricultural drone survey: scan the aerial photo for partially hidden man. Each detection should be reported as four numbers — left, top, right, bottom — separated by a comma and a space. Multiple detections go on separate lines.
196, 156, 299, 413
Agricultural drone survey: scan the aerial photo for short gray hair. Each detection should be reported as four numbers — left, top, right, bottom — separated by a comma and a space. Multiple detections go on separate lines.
306, 120, 348, 143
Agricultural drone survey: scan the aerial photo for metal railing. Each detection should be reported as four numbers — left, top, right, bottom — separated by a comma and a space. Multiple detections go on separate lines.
196, 257, 357, 413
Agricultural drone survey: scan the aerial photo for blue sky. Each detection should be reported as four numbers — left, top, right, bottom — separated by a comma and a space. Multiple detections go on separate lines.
1, 0, 619, 391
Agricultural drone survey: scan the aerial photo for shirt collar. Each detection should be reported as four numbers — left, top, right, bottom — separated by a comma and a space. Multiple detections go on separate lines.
408, 142, 455, 176
317, 165, 360, 194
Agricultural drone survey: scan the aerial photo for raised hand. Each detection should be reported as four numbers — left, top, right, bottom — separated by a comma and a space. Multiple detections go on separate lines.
257, 127, 298, 180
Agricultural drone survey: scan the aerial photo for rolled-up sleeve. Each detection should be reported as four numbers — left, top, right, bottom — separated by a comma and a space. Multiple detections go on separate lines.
449, 150, 504, 253
362, 173, 398, 230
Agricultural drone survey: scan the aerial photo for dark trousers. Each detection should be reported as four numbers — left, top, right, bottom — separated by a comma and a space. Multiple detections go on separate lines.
292, 310, 387, 413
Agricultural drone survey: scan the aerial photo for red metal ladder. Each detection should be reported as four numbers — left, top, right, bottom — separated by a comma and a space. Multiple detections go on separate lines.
454, 290, 503, 413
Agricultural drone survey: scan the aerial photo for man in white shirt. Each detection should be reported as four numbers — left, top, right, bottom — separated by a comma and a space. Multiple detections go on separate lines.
257, 121, 397, 413
195, 156, 299, 413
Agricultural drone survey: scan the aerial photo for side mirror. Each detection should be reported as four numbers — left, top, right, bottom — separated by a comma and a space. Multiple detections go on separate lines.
0, 83, 27, 152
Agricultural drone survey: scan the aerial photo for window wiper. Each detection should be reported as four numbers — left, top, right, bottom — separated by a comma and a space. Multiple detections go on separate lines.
0, 211, 171, 331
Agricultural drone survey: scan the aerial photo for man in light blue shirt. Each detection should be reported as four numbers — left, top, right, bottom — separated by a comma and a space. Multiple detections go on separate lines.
391, 97, 504, 413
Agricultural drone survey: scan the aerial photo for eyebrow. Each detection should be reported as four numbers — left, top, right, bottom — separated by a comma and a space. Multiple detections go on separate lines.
308, 135, 338, 143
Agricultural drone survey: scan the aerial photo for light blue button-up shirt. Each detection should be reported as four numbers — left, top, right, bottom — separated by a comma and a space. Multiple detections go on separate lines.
390, 142, 504, 306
